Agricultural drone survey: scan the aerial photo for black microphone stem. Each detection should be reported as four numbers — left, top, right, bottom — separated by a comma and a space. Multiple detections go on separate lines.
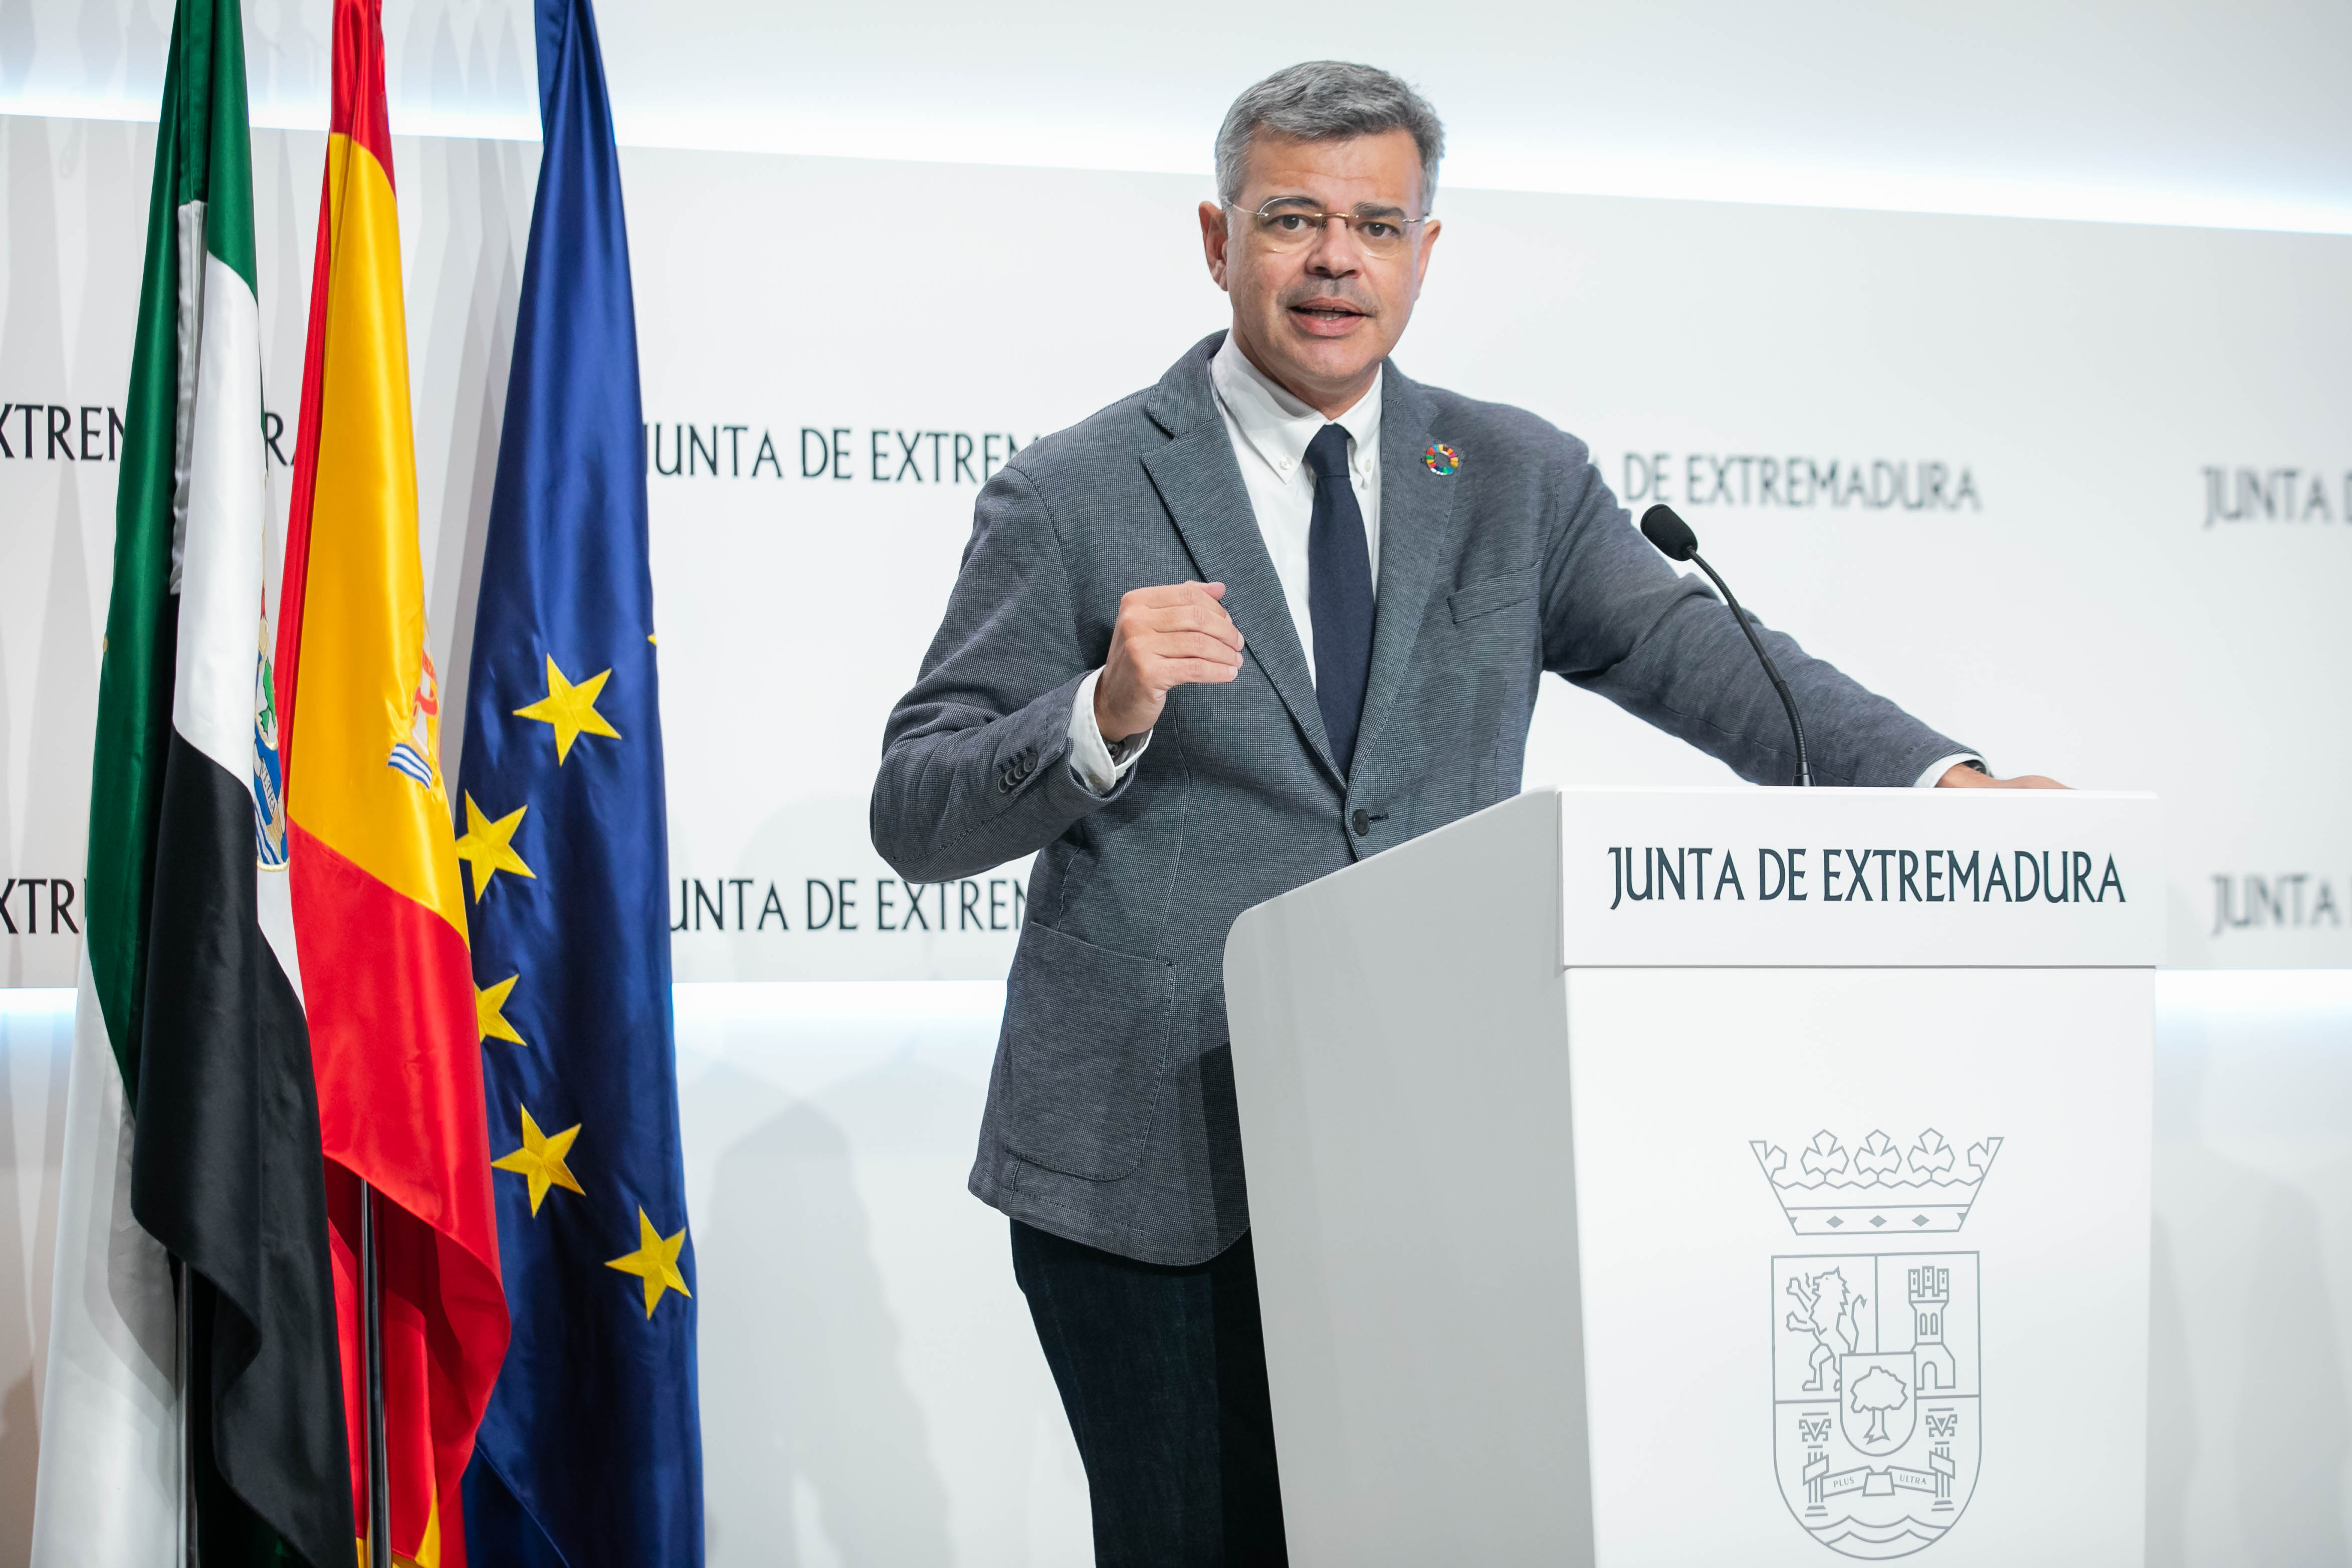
1688, 551, 1813, 787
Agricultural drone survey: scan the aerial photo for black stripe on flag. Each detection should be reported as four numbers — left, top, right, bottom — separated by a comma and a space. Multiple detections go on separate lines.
131, 732, 353, 1568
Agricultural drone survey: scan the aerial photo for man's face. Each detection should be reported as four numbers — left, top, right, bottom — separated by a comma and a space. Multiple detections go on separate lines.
1199, 127, 1441, 417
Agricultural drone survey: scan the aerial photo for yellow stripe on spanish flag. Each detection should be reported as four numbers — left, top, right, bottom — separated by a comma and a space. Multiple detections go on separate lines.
292, 128, 469, 935
274, 4, 507, 1560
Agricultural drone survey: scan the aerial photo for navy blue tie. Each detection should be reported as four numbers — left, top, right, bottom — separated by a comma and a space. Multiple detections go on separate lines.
1305, 423, 1375, 776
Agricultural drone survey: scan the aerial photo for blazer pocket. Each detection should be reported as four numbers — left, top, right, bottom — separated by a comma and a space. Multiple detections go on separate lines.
998, 920, 1178, 1183
1448, 565, 1540, 624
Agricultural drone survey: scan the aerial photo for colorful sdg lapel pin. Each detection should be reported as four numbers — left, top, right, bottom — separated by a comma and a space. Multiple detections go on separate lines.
1423, 442, 1461, 476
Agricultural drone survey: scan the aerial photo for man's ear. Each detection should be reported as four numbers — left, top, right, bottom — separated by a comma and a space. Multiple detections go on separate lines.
1409, 218, 1441, 303
1199, 200, 1232, 291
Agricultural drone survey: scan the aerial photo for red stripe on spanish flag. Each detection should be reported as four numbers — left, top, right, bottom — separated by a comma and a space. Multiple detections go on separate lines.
276, 3, 506, 1561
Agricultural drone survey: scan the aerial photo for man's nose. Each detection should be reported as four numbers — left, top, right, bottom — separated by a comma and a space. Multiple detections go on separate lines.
1304, 218, 1362, 276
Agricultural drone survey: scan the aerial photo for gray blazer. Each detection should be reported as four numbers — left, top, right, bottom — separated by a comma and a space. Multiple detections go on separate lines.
872, 333, 1965, 1265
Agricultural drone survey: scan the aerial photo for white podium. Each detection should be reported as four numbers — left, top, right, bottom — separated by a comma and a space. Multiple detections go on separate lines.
1223, 786, 2162, 1566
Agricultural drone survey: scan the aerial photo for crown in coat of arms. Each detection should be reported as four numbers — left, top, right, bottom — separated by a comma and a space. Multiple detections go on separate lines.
1752, 1129, 2001, 1234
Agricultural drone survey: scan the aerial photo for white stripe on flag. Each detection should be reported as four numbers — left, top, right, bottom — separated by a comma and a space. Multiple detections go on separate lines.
173, 247, 269, 783
29, 957, 181, 1567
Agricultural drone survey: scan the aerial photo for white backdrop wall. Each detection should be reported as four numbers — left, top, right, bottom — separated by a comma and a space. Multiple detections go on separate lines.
7, 0, 2352, 231
4, 113, 2350, 986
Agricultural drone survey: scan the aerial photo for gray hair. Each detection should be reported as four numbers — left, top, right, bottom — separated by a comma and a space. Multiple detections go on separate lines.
1214, 61, 1446, 213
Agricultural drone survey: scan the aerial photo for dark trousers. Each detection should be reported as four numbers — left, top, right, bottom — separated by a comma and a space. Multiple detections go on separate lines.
1011, 1220, 1290, 1567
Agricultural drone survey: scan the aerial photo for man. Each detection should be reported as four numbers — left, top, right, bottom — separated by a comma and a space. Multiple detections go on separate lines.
872, 60, 2056, 1566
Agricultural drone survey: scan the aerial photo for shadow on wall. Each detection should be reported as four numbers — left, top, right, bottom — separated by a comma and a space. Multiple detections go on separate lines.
2148, 1215, 2194, 1566
421, 129, 529, 773
2151, 1010, 2352, 1567
2236, 1179, 2352, 1563
697, 1064, 953, 1566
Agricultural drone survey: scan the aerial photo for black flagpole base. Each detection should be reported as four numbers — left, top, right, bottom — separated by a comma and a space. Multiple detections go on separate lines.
360, 1180, 391, 1568
177, 1256, 200, 1568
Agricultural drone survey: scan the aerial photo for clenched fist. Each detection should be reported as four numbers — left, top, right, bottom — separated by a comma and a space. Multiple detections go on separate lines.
1094, 581, 1245, 744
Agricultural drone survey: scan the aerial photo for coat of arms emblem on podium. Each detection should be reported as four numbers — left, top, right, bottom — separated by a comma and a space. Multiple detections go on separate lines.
1756, 1131, 1997, 1559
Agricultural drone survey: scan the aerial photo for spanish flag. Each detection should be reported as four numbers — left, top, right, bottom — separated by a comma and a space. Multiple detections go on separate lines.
276, 3, 508, 1562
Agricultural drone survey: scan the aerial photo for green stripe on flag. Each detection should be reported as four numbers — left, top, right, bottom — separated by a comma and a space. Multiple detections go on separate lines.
86, 0, 257, 1091
194, 0, 255, 293
87, 13, 191, 1092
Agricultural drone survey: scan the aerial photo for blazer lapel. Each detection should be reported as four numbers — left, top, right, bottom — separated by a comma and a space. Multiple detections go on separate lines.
1142, 426, 1337, 778
1141, 340, 1336, 777
1350, 366, 1458, 777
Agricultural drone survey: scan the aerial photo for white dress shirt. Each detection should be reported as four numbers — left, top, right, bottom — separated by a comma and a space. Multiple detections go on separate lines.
1069, 335, 1381, 788
1067, 335, 1977, 790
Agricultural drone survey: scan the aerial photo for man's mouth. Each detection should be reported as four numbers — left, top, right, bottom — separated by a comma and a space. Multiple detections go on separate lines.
1289, 299, 1369, 333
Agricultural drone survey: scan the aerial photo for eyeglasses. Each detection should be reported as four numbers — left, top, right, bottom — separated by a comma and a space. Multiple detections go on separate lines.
1226, 199, 1431, 262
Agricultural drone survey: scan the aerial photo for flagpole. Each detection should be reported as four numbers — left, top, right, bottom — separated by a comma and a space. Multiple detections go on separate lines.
359, 1182, 390, 1568
177, 1258, 199, 1567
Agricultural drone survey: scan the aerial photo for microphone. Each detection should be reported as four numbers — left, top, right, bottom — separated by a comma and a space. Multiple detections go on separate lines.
1639, 504, 1813, 787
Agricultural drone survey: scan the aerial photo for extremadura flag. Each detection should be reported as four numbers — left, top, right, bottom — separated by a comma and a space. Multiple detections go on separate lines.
456, 0, 705, 1560
33, 0, 355, 1563
276, 0, 509, 1559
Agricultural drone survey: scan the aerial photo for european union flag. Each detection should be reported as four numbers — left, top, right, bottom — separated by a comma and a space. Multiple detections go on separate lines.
455, 0, 702, 1560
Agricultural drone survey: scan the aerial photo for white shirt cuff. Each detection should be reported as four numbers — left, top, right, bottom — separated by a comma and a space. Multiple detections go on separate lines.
1916, 753, 1986, 787
1068, 668, 1152, 793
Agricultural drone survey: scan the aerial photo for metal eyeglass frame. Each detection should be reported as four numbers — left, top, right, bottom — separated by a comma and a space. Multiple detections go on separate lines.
1223, 199, 1433, 256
